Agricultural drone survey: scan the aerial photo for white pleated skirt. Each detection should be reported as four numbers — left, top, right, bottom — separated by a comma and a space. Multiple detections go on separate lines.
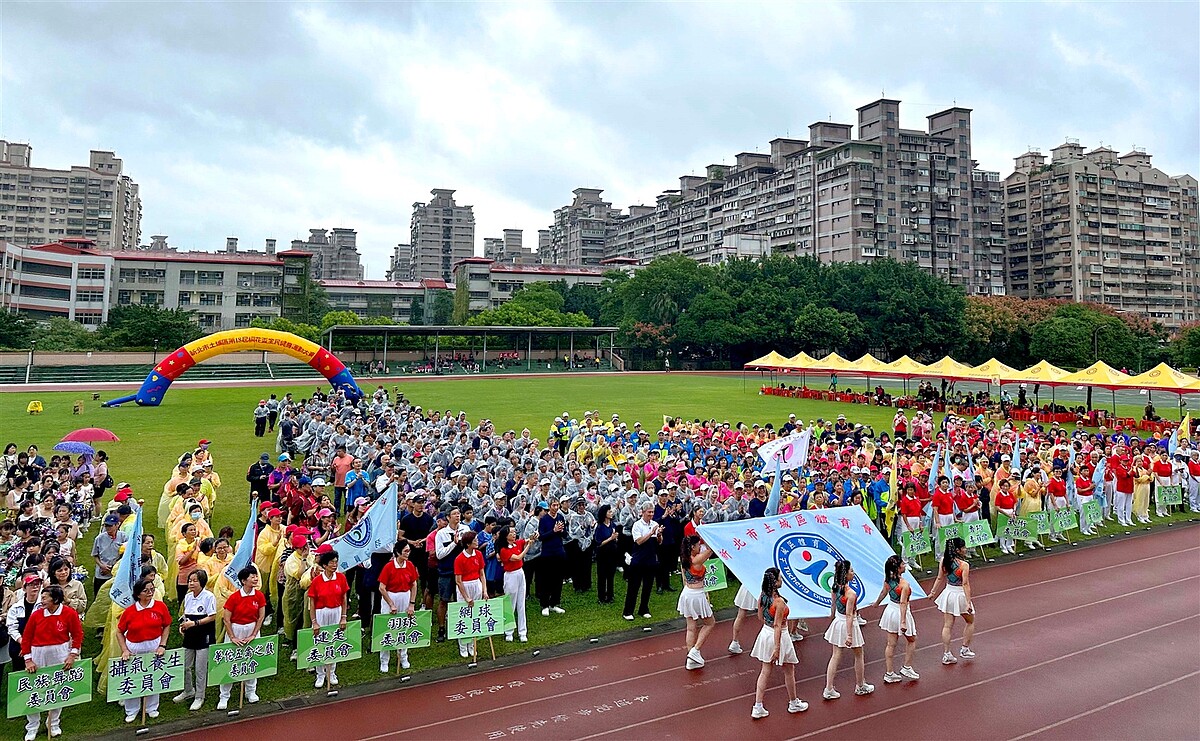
750, 623, 798, 664
878, 601, 916, 636
677, 587, 713, 620
935, 584, 969, 616
824, 614, 864, 648
734, 584, 759, 611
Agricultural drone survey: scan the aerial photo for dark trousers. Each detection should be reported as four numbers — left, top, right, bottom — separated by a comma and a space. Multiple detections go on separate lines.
623, 562, 655, 616
268, 411, 279, 431
596, 550, 618, 603
255, 417, 267, 437
538, 555, 565, 609
980, 488, 992, 522
566, 542, 593, 592
655, 541, 678, 591
95, 576, 110, 599
524, 559, 539, 605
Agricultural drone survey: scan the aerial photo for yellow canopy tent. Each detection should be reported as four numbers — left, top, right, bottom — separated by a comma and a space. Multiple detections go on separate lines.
779, 352, 821, 384
1057, 361, 1133, 415
813, 352, 855, 372
923, 355, 979, 381
884, 355, 930, 378
744, 350, 790, 369
1116, 363, 1200, 393
1004, 360, 1071, 385
971, 358, 1019, 385
852, 353, 895, 375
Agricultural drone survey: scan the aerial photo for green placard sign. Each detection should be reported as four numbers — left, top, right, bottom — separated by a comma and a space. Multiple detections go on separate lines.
106, 649, 185, 702
1082, 500, 1103, 527
998, 513, 1032, 541
7, 660, 92, 719
1025, 511, 1051, 535
1157, 485, 1184, 506
296, 621, 362, 668
372, 610, 433, 652
207, 635, 279, 686
703, 559, 728, 592
964, 519, 996, 547
935, 522, 966, 557
901, 529, 931, 557
447, 597, 506, 640
1050, 508, 1078, 532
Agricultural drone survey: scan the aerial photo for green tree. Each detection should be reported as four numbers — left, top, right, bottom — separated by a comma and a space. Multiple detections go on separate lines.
320, 311, 363, 331
429, 291, 455, 325
562, 283, 604, 324
249, 317, 321, 342
510, 283, 566, 313
1028, 315, 1094, 368
285, 274, 331, 326
99, 305, 202, 349
1171, 323, 1200, 368
789, 303, 865, 354
0, 312, 35, 350
34, 318, 99, 351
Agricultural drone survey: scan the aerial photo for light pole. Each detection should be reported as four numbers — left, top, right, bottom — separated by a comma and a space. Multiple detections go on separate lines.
152, 338, 159, 365
26, 339, 36, 384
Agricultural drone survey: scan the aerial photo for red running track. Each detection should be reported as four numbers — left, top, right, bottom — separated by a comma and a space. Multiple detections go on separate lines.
174, 526, 1200, 741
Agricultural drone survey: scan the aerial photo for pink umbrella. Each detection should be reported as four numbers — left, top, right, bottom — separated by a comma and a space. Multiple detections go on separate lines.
61, 427, 121, 443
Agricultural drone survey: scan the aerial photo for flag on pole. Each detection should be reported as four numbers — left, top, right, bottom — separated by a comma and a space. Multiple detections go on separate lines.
1168, 420, 1183, 456
1066, 445, 1078, 505
698, 506, 927, 619
1180, 413, 1192, 442
223, 499, 259, 590
884, 450, 899, 536
765, 457, 784, 517
108, 504, 143, 610
927, 445, 941, 493
327, 483, 399, 572
1012, 436, 1022, 473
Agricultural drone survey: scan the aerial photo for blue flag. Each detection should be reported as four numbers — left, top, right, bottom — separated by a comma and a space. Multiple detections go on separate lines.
765, 457, 783, 517
109, 504, 143, 609
223, 499, 259, 590
1168, 427, 1179, 456
927, 445, 941, 493
1091, 456, 1107, 510
1012, 437, 1022, 473
698, 506, 926, 619
327, 483, 399, 572
1066, 445, 1078, 505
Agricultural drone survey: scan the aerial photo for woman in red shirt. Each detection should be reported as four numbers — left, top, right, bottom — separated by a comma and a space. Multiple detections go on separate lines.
453, 531, 488, 658
116, 578, 173, 722
218, 566, 266, 710
1045, 469, 1069, 543
377, 541, 419, 672
20, 585, 83, 739
993, 479, 1019, 554
1075, 465, 1096, 535
306, 549, 349, 688
498, 526, 535, 643
931, 476, 956, 541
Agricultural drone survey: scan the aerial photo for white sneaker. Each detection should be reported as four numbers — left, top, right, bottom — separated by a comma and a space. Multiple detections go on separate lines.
751, 704, 770, 719
189, 698, 204, 711
624, 614, 634, 621
174, 692, 193, 704
541, 608, 550, 617
883, 671, 902, 684
380, 662, 390, 673
900, 665, 920, 680
823, 688, 840, 700
263, 615, 272, 627
329, 674, 338, 686
125, 714, 137, 724
960, 646, 976, 659
459, 646, 470, 658
49, 727, 62, 739
551, 606, 566, 614
790, 631, 805, 641
25, 730, 38, 741
854, 683, 874, 695
147, 710, 160, 719
518, 635, 528, 643
855, 616, 867, 625
942, 652, 957, 665
217, 698, 229, 711
290, 650, 298, 661
685, 656, 702, 670
246, 693, 259, 704
728, 640, 743, 654
504, 633, 514, 642
401, 658, 411, 669
642, 613, 652, 619
687, 648, 705, 667
314, 677, 324, 688
788, 698, 809, 713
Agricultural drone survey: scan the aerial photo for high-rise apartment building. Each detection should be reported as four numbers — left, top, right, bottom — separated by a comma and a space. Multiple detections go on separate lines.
546, 188, 624, 266
386, 243, 411, 281
1004, 142, 1198, 326
0, 141, 142, 251
408, 189, 475, 281
291, 227, 364, 281
572, 99, 1004, 295
484, 229, 536, 264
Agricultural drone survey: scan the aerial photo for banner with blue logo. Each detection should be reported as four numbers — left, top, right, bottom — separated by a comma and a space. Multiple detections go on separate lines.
327, 483, 398, 572
698, 505, 926, 618
223, 499, 259, 590
108, 504, 143, 610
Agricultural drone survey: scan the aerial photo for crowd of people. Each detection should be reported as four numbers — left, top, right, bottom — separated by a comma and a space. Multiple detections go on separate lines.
3, 384, 1198, 737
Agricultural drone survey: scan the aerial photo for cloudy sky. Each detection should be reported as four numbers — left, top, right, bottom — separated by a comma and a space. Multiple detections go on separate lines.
3, 1, 1197, 276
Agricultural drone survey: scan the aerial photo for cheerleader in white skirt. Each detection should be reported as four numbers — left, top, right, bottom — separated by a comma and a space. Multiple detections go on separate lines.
677, 536, 716, 670
748, 568, 808, 719
928, 536, 976, 665
822, 560, 873, 699
729, 581, 759, 654
870, 555, 919, 684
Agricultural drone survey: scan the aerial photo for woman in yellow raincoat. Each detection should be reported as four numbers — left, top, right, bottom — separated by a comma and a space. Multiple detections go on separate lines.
158, 458, 193, 528
254, 509, 284, 625
202, 537, 235, 642
281, 535, 315, 658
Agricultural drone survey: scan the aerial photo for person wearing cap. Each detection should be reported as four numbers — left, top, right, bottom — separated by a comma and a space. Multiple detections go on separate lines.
254, 400, 270, 437
18, 580, 82, 739
536, 498, 568, 616
398, 493, 436, 611
246, 454, 274, 504
281, 534, 314, 658
254, 509, 285, 626
90, 513, 127, 596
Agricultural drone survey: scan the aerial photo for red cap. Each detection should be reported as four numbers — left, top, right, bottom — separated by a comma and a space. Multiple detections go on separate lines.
113, 490, 130, 502
259, 501, 274, 512
198, 439, 211, 446
315, 543, 334, 555
268, 508, 284, 519
290, 535, 308, 549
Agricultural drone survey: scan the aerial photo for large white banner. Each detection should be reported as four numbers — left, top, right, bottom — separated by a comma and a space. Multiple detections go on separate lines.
757, 428, 812, 472
698, 505, 926, 618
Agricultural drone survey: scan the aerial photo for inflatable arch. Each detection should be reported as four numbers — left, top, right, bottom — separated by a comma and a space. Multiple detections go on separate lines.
103, 329, 364, 407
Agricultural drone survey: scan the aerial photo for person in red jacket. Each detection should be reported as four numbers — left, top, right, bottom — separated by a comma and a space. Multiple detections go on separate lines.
993, 480, 1018, 554
20, 585, 83, 740
1045, 469, 1069, 542
931, 476, 956, 540
306, 548, 349, 689
1109, 449, 1134, 527
116, 578, 173, 723
218, 566, 267, 710
1074, 466, 1096, 535
453, 531, 488, 659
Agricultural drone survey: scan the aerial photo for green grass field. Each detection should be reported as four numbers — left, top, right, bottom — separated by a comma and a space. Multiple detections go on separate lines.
0, 374, 1192, 739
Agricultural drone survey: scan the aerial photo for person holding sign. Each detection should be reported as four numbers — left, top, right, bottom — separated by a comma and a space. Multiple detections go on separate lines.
377, 541, 418, 671
870, 555, 918, 684
1046, 469, 1069, 544
749, 568, 807, 719
822, 560, 872, 699
1133, 459, 1152, 524
676, 534, 715, 670
994, 480, 1018, 554
175, 568, 216, 711
931, 476, 955, 543
1018, 470, 1044, 551
19, 585, 83, 739
452, 531, 488, 658
306, 548, 349, 688
498, 525, 534, 642
115, 577, 172, 722
928, 537, 975, 665
217, 566, 266, 710
1074, 466, 1096, 536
